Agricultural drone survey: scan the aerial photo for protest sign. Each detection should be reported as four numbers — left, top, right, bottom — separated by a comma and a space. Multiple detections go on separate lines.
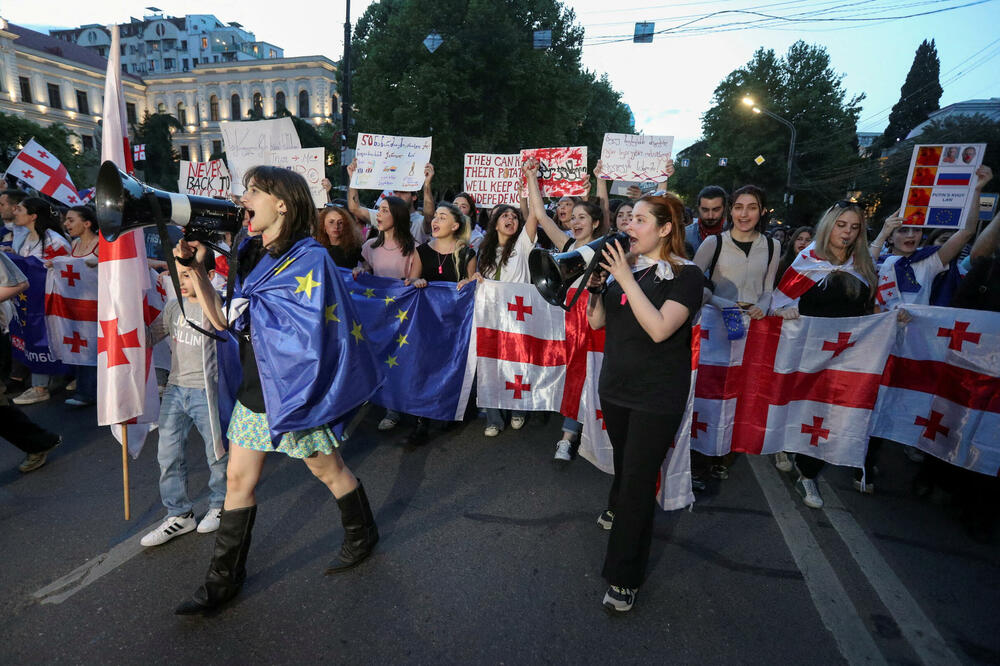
463, 153, 521, 207
219, 117, 300, 195
900, 143, 986, 228
599, 133, 674, 182
351, 133, 432, 191
609, 181, 657, 196
270, 148, 327, 207
520, 146, 588, 197
178, 159, 231, 198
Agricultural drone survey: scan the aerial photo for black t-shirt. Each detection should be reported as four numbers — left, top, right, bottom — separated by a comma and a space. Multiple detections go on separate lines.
235, 238, 267, 413
798, 272, 872, 318
328, 244, 362, 269
732, 238, 754, 257
416, 242, 475, 283
598, 263, 705, 413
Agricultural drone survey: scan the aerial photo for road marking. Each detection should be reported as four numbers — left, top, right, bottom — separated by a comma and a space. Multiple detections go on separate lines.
32, 532, 148, 605
818, 479, 962, 666
748, 456, 887, 665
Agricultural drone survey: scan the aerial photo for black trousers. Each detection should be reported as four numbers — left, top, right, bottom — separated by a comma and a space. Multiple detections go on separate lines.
600, 398, 683, 588
0, 405, 59, 454
796, 437, 882, 480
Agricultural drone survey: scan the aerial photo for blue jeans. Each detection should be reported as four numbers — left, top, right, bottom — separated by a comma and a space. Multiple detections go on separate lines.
485, 408, 525, 429
73, 365, 97, 402
157, 385, 228, 516
561, 416, 582, 438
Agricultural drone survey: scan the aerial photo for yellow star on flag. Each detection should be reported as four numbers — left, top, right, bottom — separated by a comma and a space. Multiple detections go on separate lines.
325, 303, 340, 323
18, 293, 28, 301
383, 295, 396, 306
395, 333, 409, 348
294, 270, 321, 298
364, 288, 376, 298
394, 308, 409, 323
386, 354, 399, 368
350, 321, 364, 342
274, 256, 297, 275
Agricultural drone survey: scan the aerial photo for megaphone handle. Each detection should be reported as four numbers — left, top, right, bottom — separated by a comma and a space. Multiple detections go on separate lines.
561, 250, 605, 311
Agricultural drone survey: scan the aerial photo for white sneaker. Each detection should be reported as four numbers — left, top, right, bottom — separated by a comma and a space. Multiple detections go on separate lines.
377, 416, 399, 431
795, 477, 824, 509
510, 415, 526, 430
484, 425, 501, 437
12, 386, 50, 405
140, 513, 197, 546
774, 452, 793, 472
197, 508, 223, 533
554, 439, 572, 461
65, 379, 77, 392
603, 585, 638, 612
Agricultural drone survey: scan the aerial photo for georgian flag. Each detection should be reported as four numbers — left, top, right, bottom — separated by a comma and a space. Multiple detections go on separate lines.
44, 256, 98, 365
4, 139, 81, 206
681, 306, 897, 469
772, 242, 868, 312
871, 305, 1000, 476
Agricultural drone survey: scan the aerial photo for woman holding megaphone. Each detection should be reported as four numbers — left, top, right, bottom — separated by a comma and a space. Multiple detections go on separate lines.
584, 193, 703, 613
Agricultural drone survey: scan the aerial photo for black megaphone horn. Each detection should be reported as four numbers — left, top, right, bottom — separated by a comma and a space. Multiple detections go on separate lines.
528, 231, 629, 310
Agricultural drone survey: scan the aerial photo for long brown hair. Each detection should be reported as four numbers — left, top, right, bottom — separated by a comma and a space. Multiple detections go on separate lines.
315, 205, 361, 256
243, 166, 314, 257
372, 195, 415, 256
638, 194, 687, 268
477, 204, 524, 277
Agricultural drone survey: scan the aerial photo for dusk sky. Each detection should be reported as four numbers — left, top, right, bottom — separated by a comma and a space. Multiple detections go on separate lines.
5, 0, 999, 153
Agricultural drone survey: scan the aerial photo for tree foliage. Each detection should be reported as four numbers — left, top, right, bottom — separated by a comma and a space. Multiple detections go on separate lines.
671, 42, 863, 226
0, 112, 96, 188
133, 111, 182, 190
347, 0, 634, 192
874, 39, 942, 154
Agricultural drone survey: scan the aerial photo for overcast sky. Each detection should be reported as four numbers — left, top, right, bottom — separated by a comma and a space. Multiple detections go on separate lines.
5, 0, 999, 153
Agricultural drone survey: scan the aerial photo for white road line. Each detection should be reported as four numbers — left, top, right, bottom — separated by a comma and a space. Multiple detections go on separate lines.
748, 456, 887, 666
818, 479, 962, 666
31, 532, 148, 605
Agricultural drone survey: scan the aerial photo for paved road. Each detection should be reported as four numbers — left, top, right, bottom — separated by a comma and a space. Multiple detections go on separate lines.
1, 398, 998, 664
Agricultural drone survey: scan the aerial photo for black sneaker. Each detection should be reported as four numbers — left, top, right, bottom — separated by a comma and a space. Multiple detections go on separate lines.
596, 510, 614, 530
603, 585, 637, 612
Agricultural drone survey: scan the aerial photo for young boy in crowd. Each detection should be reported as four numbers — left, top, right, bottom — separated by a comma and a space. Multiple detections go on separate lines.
140, 251, 228, 546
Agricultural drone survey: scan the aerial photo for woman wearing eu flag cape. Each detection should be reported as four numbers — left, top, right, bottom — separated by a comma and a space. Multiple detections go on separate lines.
173, 166, 382, 616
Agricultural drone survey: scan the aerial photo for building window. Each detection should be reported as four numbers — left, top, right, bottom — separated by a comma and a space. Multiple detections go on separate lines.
182, 58, 189, 71
149, 60, 156, 72
212, 140, 222, 156
252, 92, 263, 115
298, 90, 309, 117
82, 135, 94, 151
195, 102, 201, 123
121, 64, 128, 73
201, 36, 208, 49
209, 95, 219, 121
275, 91, 286, 112
200, 57, 208, 64
176, 101, 187, 125
126, 102, 137, 125
120, 45, 126, 55
213, 55, 219, 63
75, 90, 90, 115
181, 40, 187, 50
180, 145, 190, 161
47, 83, 62, 109
19, 77, 32, 103
331, 94, 339, 116
230, 93, 241, 119
164, 58, 175, 70
157, 102, 166, 114
97, 47, 106, 57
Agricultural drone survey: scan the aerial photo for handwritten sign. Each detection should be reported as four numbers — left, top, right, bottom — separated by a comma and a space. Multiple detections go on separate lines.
599, 133, 674, 182
219, 118, 301, 195
178, 159, 231, 198
463, 153, 520, 207
609, 181, 657, 196
270, 148, 326, 207
520, 146, 588, 197
900, 143, 985, 228
351, 133, 432, 191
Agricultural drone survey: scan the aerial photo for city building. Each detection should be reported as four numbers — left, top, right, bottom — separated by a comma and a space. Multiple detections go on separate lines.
1, 16, 337, 166
905, 97, 1000, 139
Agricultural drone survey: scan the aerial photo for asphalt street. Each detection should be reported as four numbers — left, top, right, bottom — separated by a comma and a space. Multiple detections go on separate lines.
1, 395, 998, 664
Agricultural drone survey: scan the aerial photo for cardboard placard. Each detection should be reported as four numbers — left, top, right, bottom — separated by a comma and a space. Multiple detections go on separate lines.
463, 153, 521, 207
351, 133, 432, 191
177, 159, 231, 198
520, 146, 588, 197
219, 118, 301, 195
270, 148, 326, 208
899, 143, 986, 228
599, 133, 674, 182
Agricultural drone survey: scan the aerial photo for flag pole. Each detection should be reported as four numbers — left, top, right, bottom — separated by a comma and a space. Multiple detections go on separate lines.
121, 425, 131, 520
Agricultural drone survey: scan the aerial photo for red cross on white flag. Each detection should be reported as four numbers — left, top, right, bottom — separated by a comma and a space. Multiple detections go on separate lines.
133, 144, 146, 162
4, 138, 80, 206
44, 257, 98, 365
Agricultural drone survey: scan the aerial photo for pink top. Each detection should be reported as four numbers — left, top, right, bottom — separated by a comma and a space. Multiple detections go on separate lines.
361, 238, 413, 279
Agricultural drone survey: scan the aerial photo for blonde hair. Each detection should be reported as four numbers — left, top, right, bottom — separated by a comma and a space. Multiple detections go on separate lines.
812, 204, 877, 299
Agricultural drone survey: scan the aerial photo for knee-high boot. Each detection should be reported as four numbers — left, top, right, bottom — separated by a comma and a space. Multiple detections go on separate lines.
325, 481, 378, 574
175, 505, 256, 615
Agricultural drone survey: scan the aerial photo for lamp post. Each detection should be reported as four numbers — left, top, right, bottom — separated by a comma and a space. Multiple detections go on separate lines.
742, 96, 796, 213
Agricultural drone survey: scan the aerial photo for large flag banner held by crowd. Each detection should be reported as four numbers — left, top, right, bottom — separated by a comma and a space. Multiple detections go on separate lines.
900, 142, 986, 228
3, 139, 81, 206
351, 133, 432, 192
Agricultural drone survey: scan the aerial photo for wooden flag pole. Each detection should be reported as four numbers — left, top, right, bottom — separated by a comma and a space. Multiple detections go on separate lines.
121, 425, 131, 520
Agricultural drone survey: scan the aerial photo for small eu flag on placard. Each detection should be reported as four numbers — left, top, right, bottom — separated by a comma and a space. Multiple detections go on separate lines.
926, 208, 963, 226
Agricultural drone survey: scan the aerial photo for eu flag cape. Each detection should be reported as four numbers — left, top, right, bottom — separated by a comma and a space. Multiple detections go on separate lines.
237, 237, 382, 442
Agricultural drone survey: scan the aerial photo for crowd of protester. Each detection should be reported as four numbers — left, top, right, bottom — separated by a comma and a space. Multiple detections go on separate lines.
1, 155, 998, 615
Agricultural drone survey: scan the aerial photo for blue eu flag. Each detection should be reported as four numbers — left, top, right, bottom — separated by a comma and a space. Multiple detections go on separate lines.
8, 255, 68, 375
345, 270, 476, 421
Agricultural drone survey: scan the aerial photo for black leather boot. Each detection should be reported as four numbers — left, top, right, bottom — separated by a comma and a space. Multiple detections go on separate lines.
175, 505, 257, 615
325, 482, 378, 575
403, 417, 430, 447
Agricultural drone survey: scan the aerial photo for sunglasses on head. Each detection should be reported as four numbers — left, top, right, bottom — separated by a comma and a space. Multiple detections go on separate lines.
833, 200, 860, 209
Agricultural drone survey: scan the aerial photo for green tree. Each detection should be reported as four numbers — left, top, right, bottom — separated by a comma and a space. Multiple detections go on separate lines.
347, 0, 633, 193
874, 39, 942, 155
0, 112, 96, 189
680, 43, 863, 226
133, 111, 182, 191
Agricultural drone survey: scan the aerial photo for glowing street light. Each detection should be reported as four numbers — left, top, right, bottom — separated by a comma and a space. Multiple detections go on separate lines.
741, 96, 797, 208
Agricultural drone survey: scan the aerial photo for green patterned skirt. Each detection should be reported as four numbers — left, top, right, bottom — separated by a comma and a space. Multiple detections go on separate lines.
227, 401, 340, 458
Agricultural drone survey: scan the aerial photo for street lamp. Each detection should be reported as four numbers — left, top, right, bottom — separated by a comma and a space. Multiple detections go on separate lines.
742, 96, 797, 210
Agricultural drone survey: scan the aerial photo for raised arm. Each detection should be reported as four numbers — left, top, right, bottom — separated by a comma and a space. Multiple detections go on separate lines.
870, 211, 902, 261
422, 163, 435, 236
593, 160, 610, 230
346, 159, 373, 226
525, 158, 567, 249
938, 165, 993, 265
971, 211, 1000, 259
173, 240, 227, 331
